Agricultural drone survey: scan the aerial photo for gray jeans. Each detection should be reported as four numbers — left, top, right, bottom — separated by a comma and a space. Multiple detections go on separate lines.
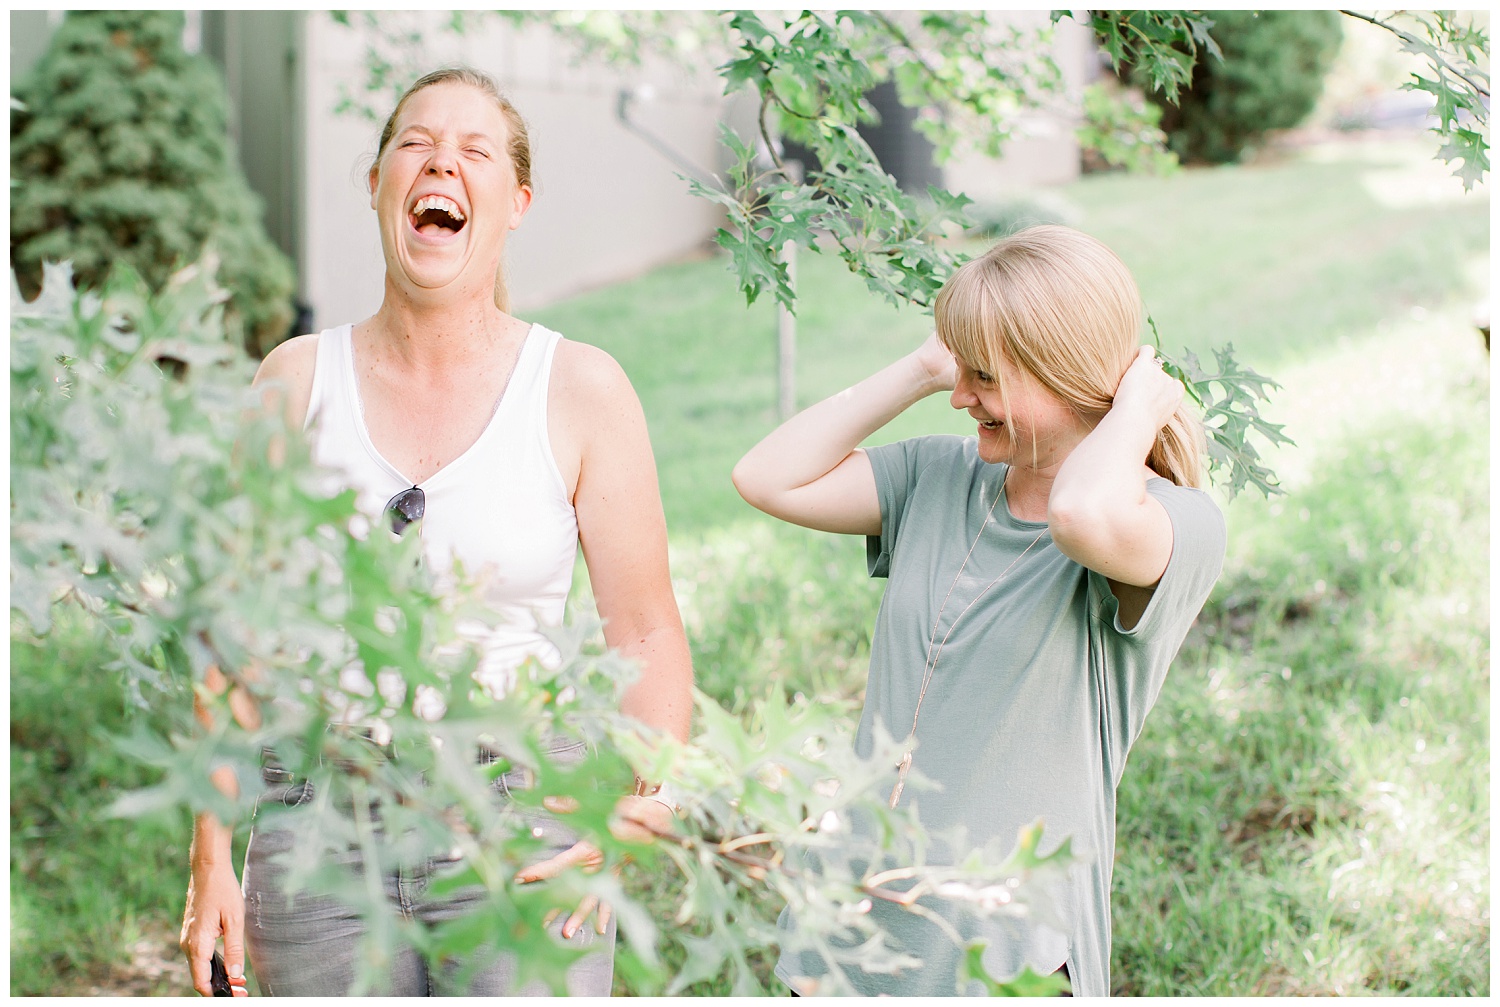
242, 748, 616, 996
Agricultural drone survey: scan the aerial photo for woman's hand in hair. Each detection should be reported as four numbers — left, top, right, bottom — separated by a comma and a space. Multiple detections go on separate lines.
1110, 346, 1183, 435
1047, 344, 1179, 595
912, 330, 958, 392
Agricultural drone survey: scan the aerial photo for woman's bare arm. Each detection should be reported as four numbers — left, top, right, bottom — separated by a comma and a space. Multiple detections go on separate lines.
731, 332, 956, 536
519, 341, 695, 936
559, 342, 694, 744
179, 665, 255, 996
1048, 346, 1183, 625
178, 342, 316, 994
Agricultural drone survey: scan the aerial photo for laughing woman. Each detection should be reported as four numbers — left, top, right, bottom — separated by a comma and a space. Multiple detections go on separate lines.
733, 226, 1225, 996
178, 67, 692, 996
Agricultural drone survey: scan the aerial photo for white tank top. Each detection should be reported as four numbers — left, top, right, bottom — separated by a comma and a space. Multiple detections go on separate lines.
304, 322, 579, 696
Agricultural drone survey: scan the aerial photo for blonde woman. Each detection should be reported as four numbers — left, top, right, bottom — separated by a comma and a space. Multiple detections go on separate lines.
179, 67, 692, 996
733, 225, 1226, 996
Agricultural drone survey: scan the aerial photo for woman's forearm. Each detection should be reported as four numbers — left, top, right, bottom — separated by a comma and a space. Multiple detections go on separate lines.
1052, 405, 1158, 513
188, 668, 255, 871
189, 782, 238, 871
181, 762, 247, 996
616, 623, 694, 745
1048, 348, 1180, 585
732, 341, 950, 530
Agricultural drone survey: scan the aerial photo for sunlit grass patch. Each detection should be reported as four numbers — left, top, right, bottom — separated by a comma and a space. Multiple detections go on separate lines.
1065, 138, 1488, 371
1111, 311, 1488, 995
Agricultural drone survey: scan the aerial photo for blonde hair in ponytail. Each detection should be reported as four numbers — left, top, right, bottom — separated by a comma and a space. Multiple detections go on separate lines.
935, 225, 1206, 488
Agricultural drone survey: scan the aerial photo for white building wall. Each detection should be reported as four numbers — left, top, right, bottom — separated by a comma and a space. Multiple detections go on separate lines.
300, 14, 731, 330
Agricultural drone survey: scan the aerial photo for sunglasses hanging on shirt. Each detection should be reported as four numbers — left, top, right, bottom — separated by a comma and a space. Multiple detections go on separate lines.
385, 485, 425, 537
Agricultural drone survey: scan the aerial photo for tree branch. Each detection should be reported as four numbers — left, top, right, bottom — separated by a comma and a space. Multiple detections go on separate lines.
872, 12, 943, 93
1339, 9, 1490, 99
871, 11, 963, 133
757, 92, 787, 175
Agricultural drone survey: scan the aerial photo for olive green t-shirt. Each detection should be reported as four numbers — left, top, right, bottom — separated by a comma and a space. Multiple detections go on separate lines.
775, 435, 1226, 997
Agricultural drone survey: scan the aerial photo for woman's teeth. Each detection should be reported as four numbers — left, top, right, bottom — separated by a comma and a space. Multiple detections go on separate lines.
412, 195, 465, 220
410, 195, 467, 234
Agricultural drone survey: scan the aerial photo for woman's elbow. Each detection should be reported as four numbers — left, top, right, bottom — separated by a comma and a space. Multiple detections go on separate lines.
1047, 494, 1113, 558
731, 456, 773, 512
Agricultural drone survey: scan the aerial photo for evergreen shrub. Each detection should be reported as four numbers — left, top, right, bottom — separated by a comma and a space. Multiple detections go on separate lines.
11, 10, 295, 357
1142, 10, 1343, 164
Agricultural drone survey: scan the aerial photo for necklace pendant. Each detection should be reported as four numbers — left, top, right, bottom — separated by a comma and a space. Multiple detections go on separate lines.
889, 751, 913, 809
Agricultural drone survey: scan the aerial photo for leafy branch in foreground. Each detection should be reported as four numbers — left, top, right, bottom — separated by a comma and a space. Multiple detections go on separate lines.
1339, 9, 1489, 190
702, 9, 981, 312
1073, 9, 1224, 105
1152, 318, 1294, 499
11, 259, 1074, 995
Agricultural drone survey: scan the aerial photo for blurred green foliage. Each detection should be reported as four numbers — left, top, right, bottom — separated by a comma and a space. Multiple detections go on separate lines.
1139, 10, 1344, 164
10, 612, 201, 996
10, 10, 295, 357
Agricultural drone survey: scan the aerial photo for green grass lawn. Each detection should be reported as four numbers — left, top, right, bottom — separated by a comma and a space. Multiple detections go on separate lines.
11, 136, 1488, 995
1109, 312, 1489, 995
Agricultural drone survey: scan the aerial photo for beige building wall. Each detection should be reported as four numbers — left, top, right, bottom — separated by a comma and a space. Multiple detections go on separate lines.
14, 11, 1091, 333
300, 14, 731, 330
940, 11, 1095, 200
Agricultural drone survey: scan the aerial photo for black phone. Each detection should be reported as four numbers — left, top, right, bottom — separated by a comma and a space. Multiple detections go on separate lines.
209, 951, 233, 997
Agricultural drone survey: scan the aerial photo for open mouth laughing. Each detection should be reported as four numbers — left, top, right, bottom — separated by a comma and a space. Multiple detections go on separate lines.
408, 193, 467, 238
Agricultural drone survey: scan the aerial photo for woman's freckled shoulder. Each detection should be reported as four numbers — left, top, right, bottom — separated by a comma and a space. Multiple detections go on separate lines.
551, 337, 637, 404
254, 332, 320, 387
253, 332, 320, 428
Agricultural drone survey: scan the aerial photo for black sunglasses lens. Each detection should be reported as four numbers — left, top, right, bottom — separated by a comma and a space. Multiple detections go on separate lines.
386, 487, 425, 535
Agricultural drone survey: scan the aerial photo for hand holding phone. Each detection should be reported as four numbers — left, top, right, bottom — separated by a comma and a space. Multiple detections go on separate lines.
209, 952, 233, 997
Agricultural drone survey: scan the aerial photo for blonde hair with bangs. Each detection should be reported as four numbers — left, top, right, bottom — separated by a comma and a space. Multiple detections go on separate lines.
935, 225, 1206, 488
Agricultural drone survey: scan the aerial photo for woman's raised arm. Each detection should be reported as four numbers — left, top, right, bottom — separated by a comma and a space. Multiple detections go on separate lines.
731, 332, 956, 536
1048, 346, 1183, 627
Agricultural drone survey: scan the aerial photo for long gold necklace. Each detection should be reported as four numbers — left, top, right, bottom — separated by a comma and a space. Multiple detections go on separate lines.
889, 472, 1049, 808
